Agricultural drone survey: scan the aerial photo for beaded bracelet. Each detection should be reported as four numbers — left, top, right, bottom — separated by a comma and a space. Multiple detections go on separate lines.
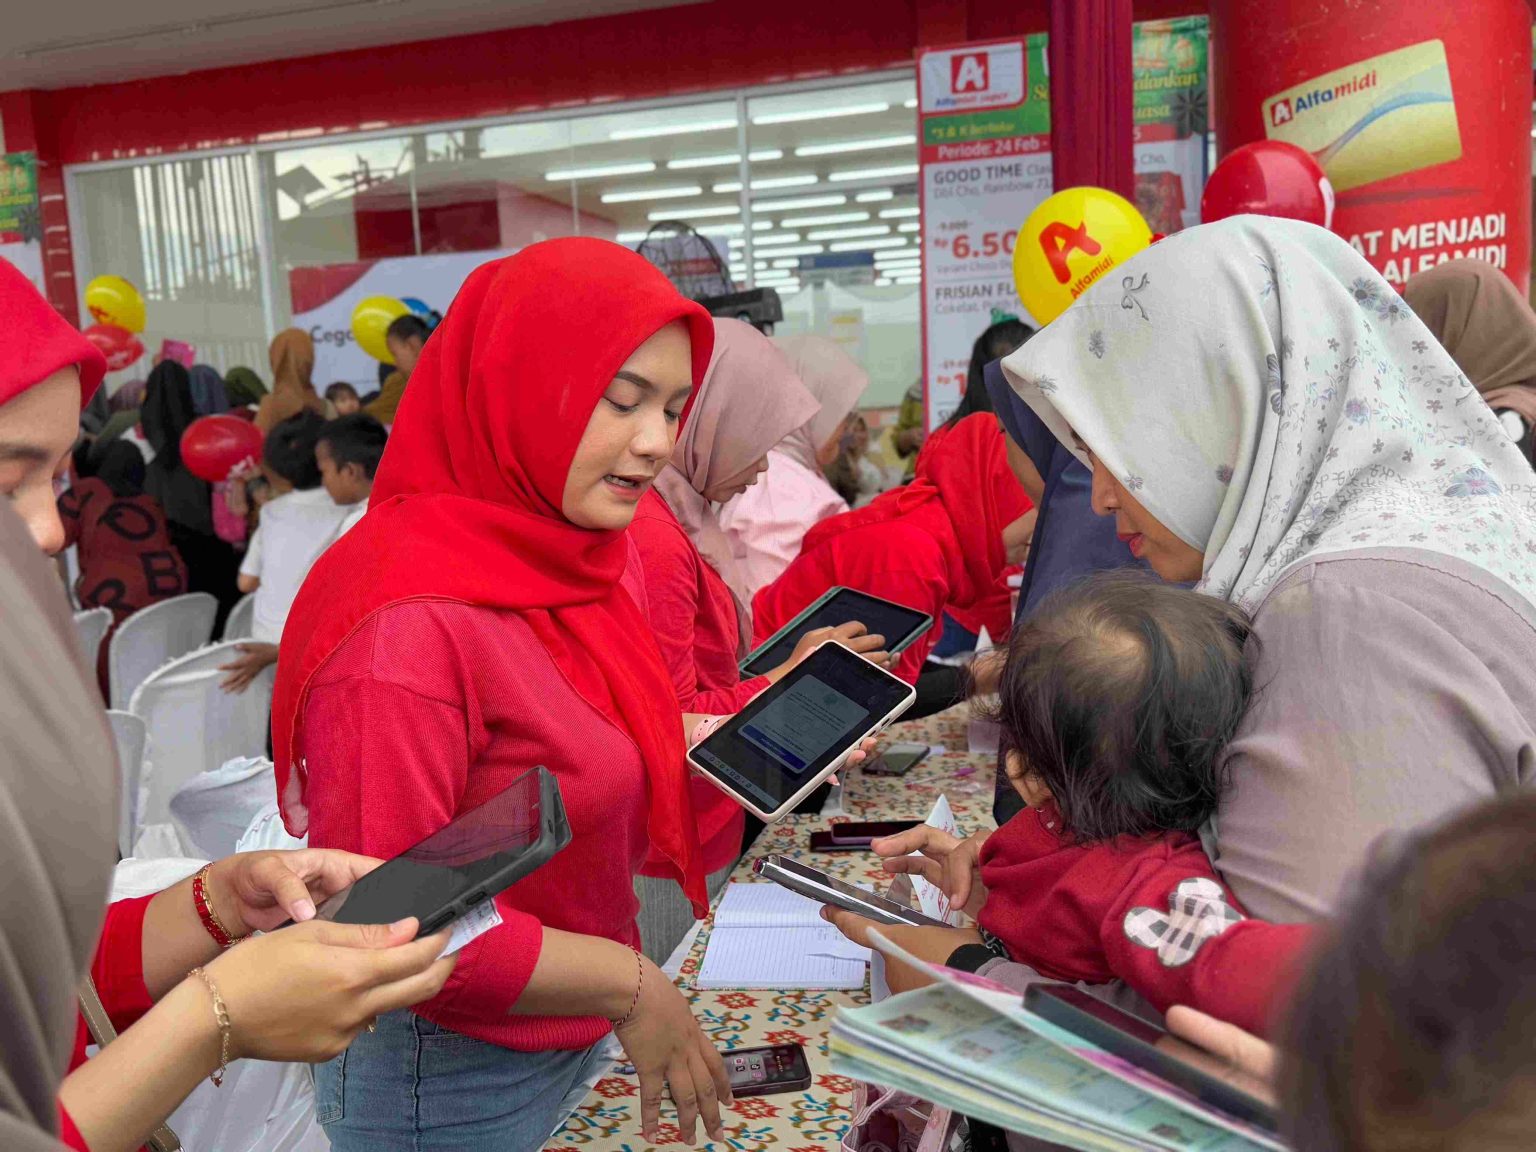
189, 966, 232, 1086
611, 946, 643, 1029
192, 865, 245, 950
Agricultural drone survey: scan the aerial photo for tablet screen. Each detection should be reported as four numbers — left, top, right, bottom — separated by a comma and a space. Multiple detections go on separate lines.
316, 766, 549, 927
694, 644, 912, 813
742, 588, 932, 676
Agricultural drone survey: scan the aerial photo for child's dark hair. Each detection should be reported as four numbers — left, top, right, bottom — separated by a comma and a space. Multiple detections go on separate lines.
262, 411, 327, 489
317, 414, 388, 480
985, 571, 1256, 842
385, 314, 430, 344
325, 381, 359, 404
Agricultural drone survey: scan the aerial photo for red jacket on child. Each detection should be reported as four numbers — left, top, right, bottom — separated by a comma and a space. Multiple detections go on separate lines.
978, 804, 1313, 1036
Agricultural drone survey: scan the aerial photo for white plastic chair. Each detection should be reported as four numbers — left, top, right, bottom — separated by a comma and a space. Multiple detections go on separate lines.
223, 590, 257, 641
169, 756, 276, 859
105, 710, 147, 859
72, 607, 112, 673
108, 592, 217, 710
129, 641, 274, 831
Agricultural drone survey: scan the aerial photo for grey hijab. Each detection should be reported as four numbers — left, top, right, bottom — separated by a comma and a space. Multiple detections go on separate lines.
0, 504, 118, 1150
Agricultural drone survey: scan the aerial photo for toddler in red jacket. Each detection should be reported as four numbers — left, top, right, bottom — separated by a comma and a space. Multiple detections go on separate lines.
973, 572, 1311, 1036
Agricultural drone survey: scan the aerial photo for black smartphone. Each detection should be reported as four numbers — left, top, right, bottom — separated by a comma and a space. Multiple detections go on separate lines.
864, 742, 931, 777
312, 765, 571, 938
809, 830, 865, 852
1024, 985, 1279, 1134
826, 819, 916, 846
722, 1044, 812, 1096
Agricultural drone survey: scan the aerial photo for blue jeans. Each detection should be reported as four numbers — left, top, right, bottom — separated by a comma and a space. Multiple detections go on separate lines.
313, 1010, 610, 1152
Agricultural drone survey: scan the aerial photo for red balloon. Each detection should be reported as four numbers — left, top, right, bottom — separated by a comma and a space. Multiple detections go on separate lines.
83, 323, 145, 372
181, 415, 265, 483
1201, 141, 1335, 230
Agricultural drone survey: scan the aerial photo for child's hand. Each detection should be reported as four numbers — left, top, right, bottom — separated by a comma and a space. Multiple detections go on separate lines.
873, 826, 991, 919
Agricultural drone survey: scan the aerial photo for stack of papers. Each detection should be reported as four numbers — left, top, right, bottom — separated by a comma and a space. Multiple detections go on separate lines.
830, 937, 1285, 1152
697, 882, 871, 990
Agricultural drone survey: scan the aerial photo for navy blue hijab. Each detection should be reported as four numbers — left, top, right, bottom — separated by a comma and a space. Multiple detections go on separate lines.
985, 358, 1145, 824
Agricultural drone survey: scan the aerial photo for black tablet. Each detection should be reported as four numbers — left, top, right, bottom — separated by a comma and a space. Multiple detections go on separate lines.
740, 587, 933, 678
314, 764, 571, 937
689, 641, 915, 821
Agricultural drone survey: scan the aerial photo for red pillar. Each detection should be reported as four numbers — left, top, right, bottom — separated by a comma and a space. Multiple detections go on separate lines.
0, 90, 79, 323
1048, 0, 1135, 198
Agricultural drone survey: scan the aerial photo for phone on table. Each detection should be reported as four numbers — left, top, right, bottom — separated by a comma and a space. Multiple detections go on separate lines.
809, 820, 917, 852
310, 765, 571, 939
740, 587, 933, 678
689, 642, 915, 822
753, 854, 947, 928
722, 1043, 812, 1096
864, 742, 931, 777
1023, 985, 1279, 1133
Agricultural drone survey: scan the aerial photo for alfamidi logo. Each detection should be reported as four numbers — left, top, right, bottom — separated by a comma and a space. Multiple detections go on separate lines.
1270, 69, 1379, 127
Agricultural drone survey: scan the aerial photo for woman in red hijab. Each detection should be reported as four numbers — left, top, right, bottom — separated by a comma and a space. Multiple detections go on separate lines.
753, 412, 1033, 693
273, 239, 732, 1151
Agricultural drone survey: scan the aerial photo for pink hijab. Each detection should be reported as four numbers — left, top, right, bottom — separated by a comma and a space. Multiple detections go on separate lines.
772, 334, 869, 472
654, 318, 818, 627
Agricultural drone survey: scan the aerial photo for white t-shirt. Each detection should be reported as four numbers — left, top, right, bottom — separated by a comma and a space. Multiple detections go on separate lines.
240, 486, 352, 643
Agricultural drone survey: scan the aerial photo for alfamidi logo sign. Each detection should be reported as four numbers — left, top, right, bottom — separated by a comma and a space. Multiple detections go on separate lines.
1270, 69, 1379, 127
920, 43, 1025, 114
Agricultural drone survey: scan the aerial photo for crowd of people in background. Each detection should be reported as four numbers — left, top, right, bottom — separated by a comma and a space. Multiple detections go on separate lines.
5, 215, 1536, 1152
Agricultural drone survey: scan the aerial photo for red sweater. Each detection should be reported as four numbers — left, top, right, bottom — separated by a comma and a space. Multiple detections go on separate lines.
61, 895, 156, 1150
977, 807, 1313, 1037
301, 550, 655, 1052
751, 499, 962, 684
629, 491, 761, 873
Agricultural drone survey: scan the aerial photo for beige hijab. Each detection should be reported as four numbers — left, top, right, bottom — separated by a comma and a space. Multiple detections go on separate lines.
255, 328, 330, 432
1402, 259, 1536, 396
771, 334, 868, 472
0, 504, 118, 1150
654, 318, 818, 632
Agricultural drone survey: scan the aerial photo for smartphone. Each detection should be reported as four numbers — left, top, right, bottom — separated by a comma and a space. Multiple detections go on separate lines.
811, 823, 915, 860
753, 854, 947, 927
312, 765, 571, 938
689, 642, 915, 822
1024, 985, 1279, 1133
740, 587, 933, 678
864, 742, 931, 777
721, 1043, 812, 1096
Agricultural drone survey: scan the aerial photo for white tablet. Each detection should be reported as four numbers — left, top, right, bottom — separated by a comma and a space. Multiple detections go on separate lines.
688, 641, 915, 822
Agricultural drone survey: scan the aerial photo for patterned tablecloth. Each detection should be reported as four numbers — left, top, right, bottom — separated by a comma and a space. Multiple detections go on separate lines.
546, 702, 998, 1152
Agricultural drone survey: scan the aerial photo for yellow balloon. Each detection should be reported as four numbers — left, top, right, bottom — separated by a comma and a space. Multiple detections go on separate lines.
351, 295, 411, 364
1013, 187, 1153, 325
84, 274, 147, 334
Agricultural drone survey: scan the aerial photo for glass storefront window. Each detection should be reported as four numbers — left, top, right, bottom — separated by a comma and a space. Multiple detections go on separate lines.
261, 135, 415, 326
70, 155, 268, 373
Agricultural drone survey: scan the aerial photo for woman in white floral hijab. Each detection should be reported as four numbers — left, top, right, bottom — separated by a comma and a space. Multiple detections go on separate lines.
1002, 215, 1536, 926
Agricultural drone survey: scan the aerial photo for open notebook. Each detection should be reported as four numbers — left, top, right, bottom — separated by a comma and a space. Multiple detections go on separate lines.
697, 881, 872, 990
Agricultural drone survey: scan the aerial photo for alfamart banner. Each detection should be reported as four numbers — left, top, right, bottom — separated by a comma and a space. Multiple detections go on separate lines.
917, 18, 1209, 428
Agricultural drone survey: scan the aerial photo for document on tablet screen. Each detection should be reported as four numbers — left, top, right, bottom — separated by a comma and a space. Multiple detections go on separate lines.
741, 675, 866, 775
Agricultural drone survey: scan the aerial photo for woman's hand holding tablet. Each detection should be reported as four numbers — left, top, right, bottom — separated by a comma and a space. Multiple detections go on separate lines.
690, 642, 915, 822
764, 619, 889, 684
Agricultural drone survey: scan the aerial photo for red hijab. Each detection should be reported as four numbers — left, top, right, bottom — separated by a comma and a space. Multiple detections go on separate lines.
3, 258, 106, 408
272, 239, 716, 915
803, 412, 1029, 611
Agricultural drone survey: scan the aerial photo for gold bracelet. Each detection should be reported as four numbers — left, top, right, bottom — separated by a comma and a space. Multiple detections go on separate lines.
189, 966, 232, 1086
611, 946, 643, 1029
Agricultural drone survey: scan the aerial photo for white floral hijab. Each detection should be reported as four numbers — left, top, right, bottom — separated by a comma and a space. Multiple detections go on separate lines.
1000, 215, 1536, 612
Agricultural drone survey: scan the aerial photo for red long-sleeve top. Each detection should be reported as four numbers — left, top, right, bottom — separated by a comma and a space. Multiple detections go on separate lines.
978, 806, 1313, 1037
300, 549, 656, 1052
751, 500, 970, 685
60, 895, 156, 1150
629, 490, 762, 873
